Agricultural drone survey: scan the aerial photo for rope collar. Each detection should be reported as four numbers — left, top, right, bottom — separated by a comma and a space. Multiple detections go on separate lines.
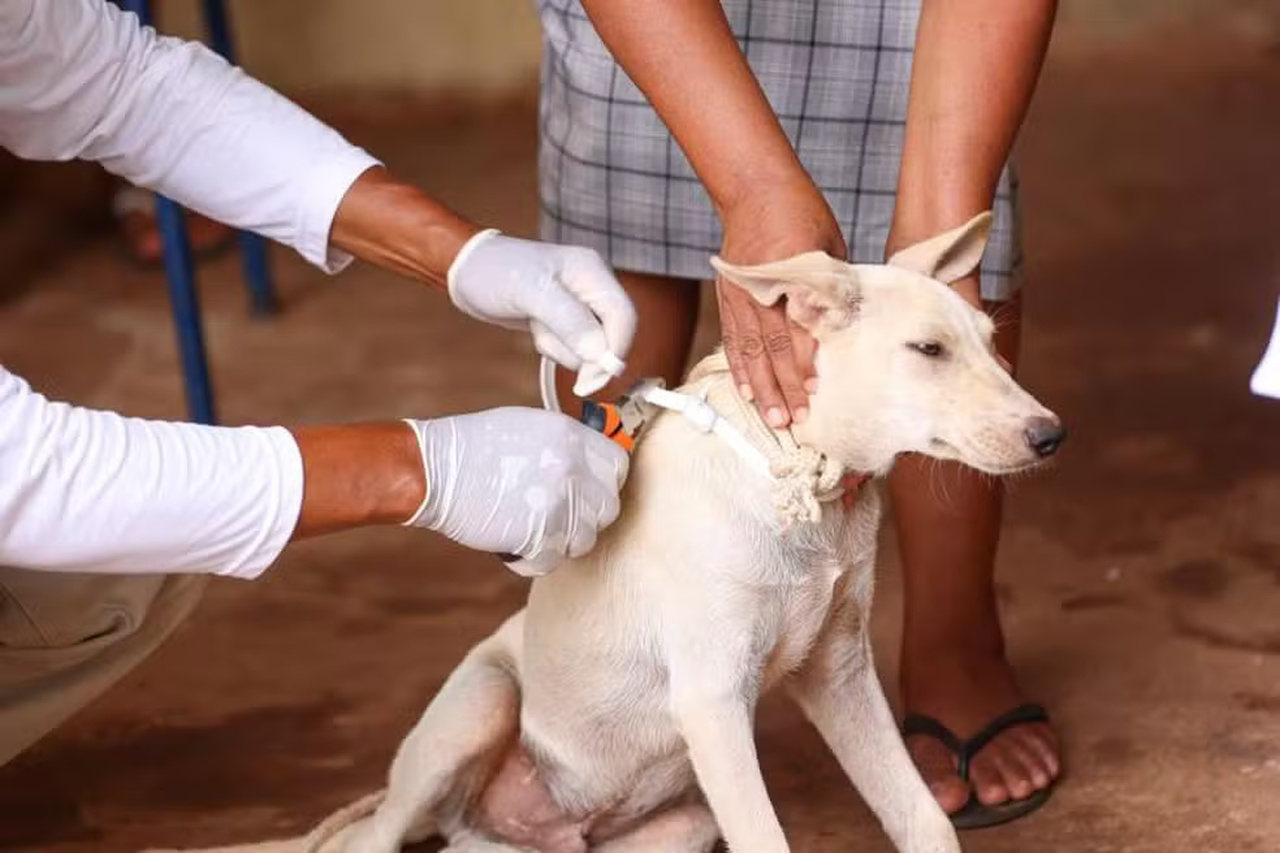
538, 352, 850, 530
640, 354, 848, 529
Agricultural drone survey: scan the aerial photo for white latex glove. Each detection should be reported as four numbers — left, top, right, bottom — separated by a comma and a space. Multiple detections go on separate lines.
447, 230, 636, 397
402, 408, 629, 576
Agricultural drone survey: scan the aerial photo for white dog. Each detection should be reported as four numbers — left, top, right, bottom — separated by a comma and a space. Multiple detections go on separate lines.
159, 212, 1062, 853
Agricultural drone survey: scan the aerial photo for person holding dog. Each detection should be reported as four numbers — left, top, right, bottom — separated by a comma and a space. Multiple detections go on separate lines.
542, 0, 1060, 828
0, 0, 638, 766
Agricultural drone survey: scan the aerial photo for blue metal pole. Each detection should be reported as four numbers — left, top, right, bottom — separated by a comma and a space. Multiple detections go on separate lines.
203, 0, 278, 317
156, 198, 217, 425
120, 0, 217, 424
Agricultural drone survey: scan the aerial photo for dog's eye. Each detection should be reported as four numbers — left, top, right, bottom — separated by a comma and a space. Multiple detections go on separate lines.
908, 341, 945, 358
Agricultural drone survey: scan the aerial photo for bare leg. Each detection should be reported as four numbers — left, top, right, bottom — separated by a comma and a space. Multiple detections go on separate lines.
891, 292, 1060, 812
555, 271, 700, 417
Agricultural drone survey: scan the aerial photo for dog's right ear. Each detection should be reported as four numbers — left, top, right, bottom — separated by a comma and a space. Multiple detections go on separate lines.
886, 211, 993, 284
710, 251, 860, 333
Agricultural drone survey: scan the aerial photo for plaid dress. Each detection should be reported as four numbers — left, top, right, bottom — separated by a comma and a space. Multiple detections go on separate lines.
536, 0, 1022, 301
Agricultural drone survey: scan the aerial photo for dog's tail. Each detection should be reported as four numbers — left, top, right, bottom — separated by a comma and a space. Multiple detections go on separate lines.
138, 789, 386, 853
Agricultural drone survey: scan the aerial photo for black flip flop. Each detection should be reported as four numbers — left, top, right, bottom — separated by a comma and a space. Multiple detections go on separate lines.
902, 702, 1056, 830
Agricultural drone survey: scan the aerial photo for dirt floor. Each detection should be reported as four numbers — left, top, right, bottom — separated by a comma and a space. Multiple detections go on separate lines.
3, 16, 1280, 853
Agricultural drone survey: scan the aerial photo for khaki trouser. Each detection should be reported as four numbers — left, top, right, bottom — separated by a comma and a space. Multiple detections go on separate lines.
0, 568, 207, 766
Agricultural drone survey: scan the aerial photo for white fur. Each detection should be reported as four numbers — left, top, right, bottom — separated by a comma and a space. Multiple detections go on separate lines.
153, 212, 1060, 853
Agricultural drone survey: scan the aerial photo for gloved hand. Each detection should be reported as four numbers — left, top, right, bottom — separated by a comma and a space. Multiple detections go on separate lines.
402, 407, 629, 576
447, 230, 636, 397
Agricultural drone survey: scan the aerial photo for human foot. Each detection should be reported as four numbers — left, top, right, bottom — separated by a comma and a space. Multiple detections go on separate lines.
901, 649, 1061, 820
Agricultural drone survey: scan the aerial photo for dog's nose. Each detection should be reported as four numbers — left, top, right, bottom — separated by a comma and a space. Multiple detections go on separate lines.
1024, 417, 1066, 458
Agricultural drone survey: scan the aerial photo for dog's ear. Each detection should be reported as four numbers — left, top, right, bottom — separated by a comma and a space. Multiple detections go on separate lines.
709, 251, 860, 332
886, 211, 993, 284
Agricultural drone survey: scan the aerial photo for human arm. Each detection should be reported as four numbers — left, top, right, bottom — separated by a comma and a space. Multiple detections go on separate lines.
0, 367, 626, 578
888, 0, 1058, 307
577, 0, 844, 425
0, 0, 633, 379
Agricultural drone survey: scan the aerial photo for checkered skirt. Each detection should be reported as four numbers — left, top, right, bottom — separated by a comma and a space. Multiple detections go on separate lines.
536, 0, 1022, 300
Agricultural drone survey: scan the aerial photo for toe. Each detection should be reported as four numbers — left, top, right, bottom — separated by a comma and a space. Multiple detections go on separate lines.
906, 735, 973, 814
1017, 723, 1062, 780
1011, 726, 1058, 788
968, 728, 1055, 805
967, 756, 1010, 806
990, 745, 1038, 802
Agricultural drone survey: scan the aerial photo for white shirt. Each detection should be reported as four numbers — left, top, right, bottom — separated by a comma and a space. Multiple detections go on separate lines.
0, 0, 381, 578
1251, 301, 1280, 401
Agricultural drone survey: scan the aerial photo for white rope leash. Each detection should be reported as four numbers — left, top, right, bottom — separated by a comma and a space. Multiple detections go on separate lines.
537, 355, 773, 478
536, 354, 845, 529
632, 384, 774, 479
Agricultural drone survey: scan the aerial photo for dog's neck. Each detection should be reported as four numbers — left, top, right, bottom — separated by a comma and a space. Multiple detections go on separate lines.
682, 350, 885, 473
671, 351, 859, 529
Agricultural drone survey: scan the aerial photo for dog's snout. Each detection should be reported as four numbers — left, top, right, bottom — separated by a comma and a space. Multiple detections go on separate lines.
1024, 417, 1065, 458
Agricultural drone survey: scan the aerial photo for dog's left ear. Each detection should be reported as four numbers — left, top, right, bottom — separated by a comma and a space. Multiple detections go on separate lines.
886, 211, 993, 284
709, 251, 859, 332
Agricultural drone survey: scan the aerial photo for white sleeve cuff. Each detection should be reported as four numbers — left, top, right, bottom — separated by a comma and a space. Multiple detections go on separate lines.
219, 426, 305, 580
296, 150, 382, 274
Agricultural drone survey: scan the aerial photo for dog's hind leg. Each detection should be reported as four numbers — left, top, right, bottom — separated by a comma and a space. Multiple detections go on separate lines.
786, 573, 959, 853
344, 612, 526, 853
592, 802, 720, 852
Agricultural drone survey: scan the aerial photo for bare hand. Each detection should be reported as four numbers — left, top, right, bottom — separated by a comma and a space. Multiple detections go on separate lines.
716, 185, 847, 427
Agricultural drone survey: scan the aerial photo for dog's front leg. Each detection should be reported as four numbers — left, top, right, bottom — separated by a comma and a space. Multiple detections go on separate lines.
786, 573, 960, 853
667, 635, 789, 853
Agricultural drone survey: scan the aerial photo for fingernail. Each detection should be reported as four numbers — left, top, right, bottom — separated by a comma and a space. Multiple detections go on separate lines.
804, 377, 818, 394
739, 384, 754, 401
766, 407, 786, 427
793, 406, 809, 424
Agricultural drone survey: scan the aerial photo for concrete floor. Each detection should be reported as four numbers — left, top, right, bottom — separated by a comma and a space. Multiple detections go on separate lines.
3, 19, 1280, 853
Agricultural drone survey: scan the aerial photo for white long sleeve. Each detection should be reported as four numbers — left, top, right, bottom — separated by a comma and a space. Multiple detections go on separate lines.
0, 0, 380, 272
0, 366, 303, 579
0, 0, 391, 578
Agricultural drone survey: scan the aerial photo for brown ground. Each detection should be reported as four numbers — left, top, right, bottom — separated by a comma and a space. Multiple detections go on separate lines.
3, 19, 1280, 853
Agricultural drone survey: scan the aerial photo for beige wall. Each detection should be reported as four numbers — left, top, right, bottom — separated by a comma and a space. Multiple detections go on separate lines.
157, 0, 542, 100
151, 0, 1278, 101
1056, 0, 1278, 44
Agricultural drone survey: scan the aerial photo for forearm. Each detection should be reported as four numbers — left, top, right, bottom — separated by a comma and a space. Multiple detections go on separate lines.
0, 0, 378, 272
290, 422, 424, 538
890, 0, 1057, 249
0, 366, 424, 577
578, 0, 816, 216
328, 167, 479, 292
